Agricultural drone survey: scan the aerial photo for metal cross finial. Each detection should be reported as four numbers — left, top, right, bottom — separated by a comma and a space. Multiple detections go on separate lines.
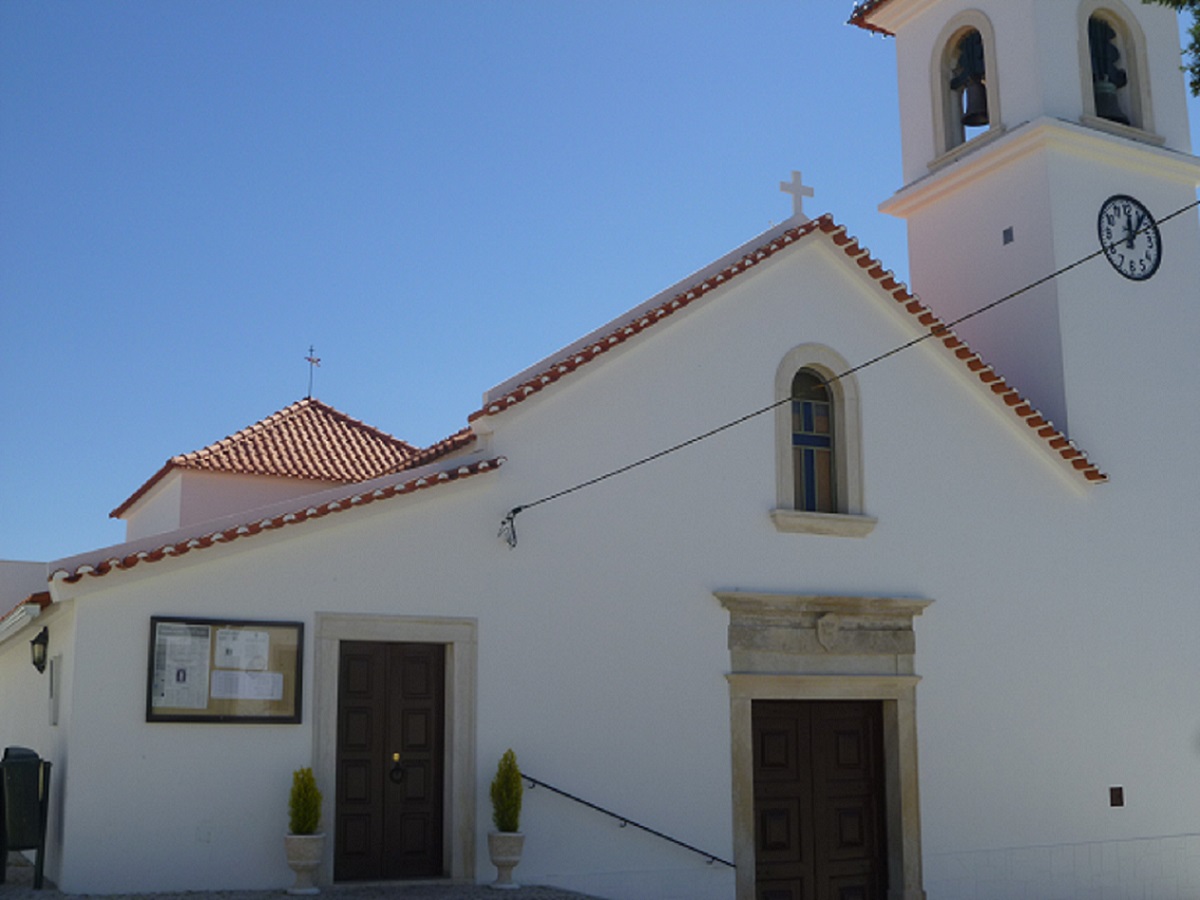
780, 170, 815, 221
304, 345, 321, 399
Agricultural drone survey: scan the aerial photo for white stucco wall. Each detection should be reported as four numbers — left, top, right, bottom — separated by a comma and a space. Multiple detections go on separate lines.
123, 470, 339, 541
25, 224, 1200, 898
4, 2, 1194, 895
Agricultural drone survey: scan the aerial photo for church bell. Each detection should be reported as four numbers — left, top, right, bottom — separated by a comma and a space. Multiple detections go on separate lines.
1093, 77, 1129, 125
961, 79, 989, 127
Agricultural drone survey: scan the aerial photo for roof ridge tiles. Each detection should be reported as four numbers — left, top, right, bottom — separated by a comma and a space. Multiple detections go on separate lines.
468, 210, 1106, 485
111, 398, 433, 519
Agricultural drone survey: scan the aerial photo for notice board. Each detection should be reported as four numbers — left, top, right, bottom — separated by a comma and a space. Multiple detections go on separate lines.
146, 616, 303, 723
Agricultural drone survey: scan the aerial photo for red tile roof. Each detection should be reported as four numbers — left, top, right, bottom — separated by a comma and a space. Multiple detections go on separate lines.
384, 427, 477, 475
112, 398, 425, 518
848, 0, 898, 36
469, 214, 1107, 485
56, 457, 505, 585
55, 207, 1105, 589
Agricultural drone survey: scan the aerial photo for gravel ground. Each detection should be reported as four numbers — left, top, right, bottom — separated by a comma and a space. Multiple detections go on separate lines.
0, 855, 606, 900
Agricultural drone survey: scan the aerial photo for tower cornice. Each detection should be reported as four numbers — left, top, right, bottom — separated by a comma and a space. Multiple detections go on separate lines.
880, 117, 1200, 219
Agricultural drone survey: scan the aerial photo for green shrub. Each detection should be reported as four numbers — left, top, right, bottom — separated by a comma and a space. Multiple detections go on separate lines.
490, 749, 523, 833
289, 767, 323, 835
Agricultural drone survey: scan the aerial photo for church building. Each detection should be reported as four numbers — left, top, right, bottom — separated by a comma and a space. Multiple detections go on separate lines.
2, 2, 1198, 898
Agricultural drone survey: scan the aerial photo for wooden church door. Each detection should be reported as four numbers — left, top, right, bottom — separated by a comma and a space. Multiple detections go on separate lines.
335, 641, 445, 881
752, 700, 888, 900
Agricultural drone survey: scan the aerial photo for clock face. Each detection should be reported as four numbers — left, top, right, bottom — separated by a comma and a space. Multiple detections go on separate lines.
1098, 194, 1162, 281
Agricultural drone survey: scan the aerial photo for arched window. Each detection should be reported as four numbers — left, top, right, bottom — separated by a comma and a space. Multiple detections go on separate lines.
773, 345, 874, 537
932, 13, 1001, 157
791, 370, 835, 513
1078, 2, 1153, 134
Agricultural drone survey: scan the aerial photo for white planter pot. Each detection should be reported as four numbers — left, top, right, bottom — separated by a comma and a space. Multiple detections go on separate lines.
487, 831, 525, 890
284, 833, 325, 895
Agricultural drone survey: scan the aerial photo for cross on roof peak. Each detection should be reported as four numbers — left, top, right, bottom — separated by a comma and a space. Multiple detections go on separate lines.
780, 170, 815, 221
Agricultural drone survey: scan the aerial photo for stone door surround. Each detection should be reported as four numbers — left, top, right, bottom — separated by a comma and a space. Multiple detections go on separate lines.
716, 592, 932, 900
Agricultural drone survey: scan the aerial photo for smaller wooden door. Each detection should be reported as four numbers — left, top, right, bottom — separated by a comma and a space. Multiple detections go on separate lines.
753, 700, 887, 900
335, 642, 445, 881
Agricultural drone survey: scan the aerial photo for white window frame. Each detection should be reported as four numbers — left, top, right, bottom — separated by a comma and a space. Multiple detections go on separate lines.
772, 344, 875, 537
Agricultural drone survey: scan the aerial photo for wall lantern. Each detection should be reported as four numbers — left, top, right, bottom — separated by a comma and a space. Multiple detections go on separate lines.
30, 627, 49, 674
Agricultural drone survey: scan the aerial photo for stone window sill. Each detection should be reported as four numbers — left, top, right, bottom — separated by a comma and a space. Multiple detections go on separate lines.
928, 124, 1008, 172
1078, 115, 1165, 147
770, 509, 877, 537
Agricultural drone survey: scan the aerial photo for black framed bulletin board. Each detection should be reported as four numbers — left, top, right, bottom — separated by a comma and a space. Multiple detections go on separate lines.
146, 616, 304, 723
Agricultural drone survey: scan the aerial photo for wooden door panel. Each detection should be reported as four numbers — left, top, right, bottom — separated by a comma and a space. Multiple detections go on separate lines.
753, 701, 887, 900
758, 800, 802, 858
403, 763, 432, 801
342, 709, 372, 751
335, 643, 385, 881
754, 702, 814, 898
342, 653, 376, 694
812, 702, 885, 892
339, 814, 372, 857
341, 759, 372, 803
336, 641, 445, 881
401, 653, 432, 695
384, 643, 444, 878
401, 709, 432, 754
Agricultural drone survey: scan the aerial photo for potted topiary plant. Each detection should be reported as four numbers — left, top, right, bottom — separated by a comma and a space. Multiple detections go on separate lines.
487, 749, 524, 890
284, 767, 324, 895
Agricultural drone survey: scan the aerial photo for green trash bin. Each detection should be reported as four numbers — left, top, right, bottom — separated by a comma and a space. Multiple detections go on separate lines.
0, 746, 51, 889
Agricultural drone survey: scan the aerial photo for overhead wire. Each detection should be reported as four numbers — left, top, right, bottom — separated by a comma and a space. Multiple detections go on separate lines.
498, 196, 1200, 547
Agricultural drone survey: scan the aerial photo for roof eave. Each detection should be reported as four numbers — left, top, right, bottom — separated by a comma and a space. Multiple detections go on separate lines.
52, 457, 506, 587
110, 460, 179, 520
468, 210, 1106, 487
848, 0, 898, 36
0, 591, 51, 647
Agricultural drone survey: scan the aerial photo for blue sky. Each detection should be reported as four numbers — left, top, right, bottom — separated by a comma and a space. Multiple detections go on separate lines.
2, 2, 1198, 563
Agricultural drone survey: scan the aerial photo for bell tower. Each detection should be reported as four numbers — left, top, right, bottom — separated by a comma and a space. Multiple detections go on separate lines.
851, 0, 1200, 445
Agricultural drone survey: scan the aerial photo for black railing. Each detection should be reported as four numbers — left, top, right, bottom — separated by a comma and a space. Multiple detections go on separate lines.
522, 773, 735, 869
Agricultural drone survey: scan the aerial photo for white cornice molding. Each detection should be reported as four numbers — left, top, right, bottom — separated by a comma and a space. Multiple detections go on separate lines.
881, 117, 1200, 219
861, 0, 938, 35
0, 602, 42, 648
714, 591, 933, 620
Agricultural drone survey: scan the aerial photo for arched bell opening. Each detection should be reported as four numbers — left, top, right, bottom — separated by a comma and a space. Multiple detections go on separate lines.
1077, 1, 1154, 136
937, 20, 998, 154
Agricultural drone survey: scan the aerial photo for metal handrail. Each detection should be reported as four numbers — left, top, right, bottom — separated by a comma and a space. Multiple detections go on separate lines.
522, 773, 735, 869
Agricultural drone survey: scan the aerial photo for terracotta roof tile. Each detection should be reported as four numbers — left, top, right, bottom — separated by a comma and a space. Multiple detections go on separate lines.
384, 427, 477, 475
469, 213, 1106, 485
76, 203, 1105, 593
848, 0, 898, 35
112, 398, 422, 518
59, 457, 505, 585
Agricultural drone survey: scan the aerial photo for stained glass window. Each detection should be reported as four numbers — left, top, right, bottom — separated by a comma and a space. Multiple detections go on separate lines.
792, 370, 835, 513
